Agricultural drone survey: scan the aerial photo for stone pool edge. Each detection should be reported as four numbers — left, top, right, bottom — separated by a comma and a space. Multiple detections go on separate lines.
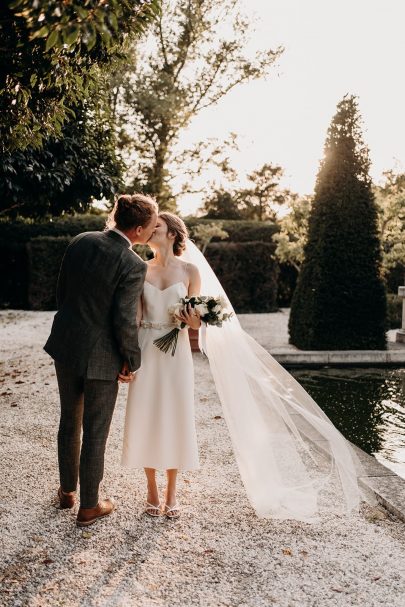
271, 349, 405, 367
315, 439, 405, 522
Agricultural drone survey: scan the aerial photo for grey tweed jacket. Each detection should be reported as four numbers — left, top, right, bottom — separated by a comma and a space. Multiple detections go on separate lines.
44, 230, 147, 380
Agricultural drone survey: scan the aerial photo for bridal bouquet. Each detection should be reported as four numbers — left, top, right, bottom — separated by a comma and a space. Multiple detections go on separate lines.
153, 295, 233, 356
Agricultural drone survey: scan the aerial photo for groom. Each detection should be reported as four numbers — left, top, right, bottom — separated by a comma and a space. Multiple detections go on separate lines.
44, 194, 158, 527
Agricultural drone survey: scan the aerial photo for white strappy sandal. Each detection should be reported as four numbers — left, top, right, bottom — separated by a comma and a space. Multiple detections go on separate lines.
144, 502, 162, 517
164, 504, 180, 519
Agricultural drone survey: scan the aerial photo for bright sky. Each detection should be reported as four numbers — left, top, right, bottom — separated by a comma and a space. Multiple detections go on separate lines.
177, 0, 405, 215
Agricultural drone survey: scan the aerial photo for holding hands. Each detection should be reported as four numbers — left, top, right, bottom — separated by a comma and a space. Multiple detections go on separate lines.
118, 361, 136, 383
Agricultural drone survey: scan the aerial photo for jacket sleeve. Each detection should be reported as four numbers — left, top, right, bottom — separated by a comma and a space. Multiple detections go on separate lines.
112, 260, 146, 372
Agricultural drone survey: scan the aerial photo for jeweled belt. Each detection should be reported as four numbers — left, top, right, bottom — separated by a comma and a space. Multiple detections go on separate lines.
140, 320, 179, 329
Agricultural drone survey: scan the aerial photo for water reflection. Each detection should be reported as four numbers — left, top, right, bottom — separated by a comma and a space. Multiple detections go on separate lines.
291, 367, 405, 478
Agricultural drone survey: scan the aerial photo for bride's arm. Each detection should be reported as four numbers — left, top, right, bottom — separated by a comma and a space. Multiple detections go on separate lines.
181, 263, 201, 330
187, 262, 201, 298
136, 295, 143, 328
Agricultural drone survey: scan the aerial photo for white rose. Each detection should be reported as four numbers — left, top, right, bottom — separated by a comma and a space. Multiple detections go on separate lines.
195, 303, 209, 316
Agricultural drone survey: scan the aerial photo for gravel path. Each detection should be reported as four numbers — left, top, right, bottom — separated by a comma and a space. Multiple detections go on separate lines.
1, 310, 405, 607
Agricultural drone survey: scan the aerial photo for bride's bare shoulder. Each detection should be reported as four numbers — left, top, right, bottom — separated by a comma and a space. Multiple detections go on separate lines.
180, 260, 200, 278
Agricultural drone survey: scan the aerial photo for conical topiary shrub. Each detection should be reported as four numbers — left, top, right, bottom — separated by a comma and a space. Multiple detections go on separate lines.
289, 95, 386, 350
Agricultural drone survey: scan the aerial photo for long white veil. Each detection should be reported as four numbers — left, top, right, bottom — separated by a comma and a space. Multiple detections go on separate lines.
182, 239, 371, 522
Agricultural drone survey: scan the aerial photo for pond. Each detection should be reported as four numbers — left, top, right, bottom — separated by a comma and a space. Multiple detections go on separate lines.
290, 367, 405, 479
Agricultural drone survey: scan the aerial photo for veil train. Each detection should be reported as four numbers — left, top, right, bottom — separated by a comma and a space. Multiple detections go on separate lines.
182, 239, 372, 522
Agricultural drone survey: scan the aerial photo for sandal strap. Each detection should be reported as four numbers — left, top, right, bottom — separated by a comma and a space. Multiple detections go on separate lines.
145, 502, 161, 509
164, 504, 180, 513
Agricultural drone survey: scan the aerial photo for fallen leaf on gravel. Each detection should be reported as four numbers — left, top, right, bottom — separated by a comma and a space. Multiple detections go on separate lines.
331, 587, 344, 593
365, 507, 387, 522
300, 550, 309, 557
82, 531, 92, 539
213, 415, 222, 420
15, 380, 24, 384
31, 535, 43, 542
43, 559, 54, 566
183, 479, 190, 484
282, 548, 292, 556
11, 404, 18, 407
372, 576, 381, 581
204, 549, 214, 554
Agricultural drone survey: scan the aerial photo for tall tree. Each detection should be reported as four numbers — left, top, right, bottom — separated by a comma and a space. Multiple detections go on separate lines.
238, 163, 284, 220
289, 95, 387, 350
118, 0, 282, 210
201, 188, 243, 219
0, 91, 124, 219
0, 0, 160, 152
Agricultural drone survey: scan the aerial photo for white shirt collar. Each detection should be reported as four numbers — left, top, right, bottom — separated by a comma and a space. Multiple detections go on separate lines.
111, 227, 132, 248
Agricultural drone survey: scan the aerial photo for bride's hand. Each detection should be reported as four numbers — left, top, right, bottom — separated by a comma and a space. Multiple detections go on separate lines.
176, 304, 201, 330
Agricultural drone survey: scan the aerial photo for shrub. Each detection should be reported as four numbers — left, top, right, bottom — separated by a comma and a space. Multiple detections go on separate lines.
185, 218, 278, 243
386, 294, 402, 329
277, 262, 299, 307
27, 236, 70, 310
0, 239, 29, 308
0, 216, 280, 311
205, 241, 279, 313
289, 96, 387, 350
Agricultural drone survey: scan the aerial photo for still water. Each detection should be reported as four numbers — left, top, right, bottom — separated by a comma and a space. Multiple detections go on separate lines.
290, 367, 405, 479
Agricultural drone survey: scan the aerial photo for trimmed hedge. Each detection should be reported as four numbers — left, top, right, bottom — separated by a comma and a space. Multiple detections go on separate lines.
205, 241, 279, 313
386, 294, 402, 330
1, 218, 280, 311
277, 262, 299, 307
0, 238, 29, 308
27, 237, 71, 310
185, 217, 278, 243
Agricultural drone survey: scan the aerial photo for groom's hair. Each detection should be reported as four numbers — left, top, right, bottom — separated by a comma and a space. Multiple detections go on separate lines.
106, 194, 158, 231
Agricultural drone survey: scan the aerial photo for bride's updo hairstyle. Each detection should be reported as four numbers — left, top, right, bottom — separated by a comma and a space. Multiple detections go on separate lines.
106, 193, 158, 230
159, 212, 188, 256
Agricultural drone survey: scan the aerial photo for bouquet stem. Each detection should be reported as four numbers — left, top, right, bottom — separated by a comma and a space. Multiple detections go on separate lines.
153, 328, 180, 356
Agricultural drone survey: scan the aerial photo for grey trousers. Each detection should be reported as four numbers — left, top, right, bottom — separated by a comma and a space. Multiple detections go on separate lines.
55, 362, 119, 508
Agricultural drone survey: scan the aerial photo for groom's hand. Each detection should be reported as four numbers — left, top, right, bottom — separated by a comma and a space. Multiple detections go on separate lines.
118, 361, 135, 383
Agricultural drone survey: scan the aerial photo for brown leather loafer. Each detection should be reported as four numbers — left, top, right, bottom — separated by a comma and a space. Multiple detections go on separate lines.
76, 498, 116, 527
58, 487, 76, 509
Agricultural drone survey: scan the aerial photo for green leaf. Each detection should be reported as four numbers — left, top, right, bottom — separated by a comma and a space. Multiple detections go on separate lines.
63, 27, 80, 46
76, 7, 88, 19
31, 25, 49, 40
30, 74, 37, 87
45, 29, 60, 52
8, 0, 23, 9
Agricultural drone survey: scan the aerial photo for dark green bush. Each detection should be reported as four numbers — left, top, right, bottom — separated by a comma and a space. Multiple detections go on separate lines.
277, 263, 298, 307
386, 264, 405, 295
0, 216, 281, 311
0, 215, 106, 243
386, 293, 402, 329
0, 239, 29, 308
289, 97, 386, 350
27, 237, 71, 310
205, 241, 279, 313
185, 218, 278, 243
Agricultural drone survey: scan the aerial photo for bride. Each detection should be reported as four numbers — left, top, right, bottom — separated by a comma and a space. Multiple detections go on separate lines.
122, 213, 201, 518
122, 212, 369, 522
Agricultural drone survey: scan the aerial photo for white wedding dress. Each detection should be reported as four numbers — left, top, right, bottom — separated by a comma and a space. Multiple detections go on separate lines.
121, 241, 371, 522
121, 280, 200, 471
